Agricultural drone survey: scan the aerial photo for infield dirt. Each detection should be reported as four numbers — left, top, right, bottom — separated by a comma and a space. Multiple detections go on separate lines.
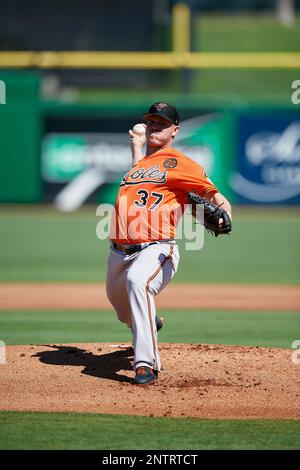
1, 282, 299, 420
1, 342, 299, 419
1, 283, 299, 311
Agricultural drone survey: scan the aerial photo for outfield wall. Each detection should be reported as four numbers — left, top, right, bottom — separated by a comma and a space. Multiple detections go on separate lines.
0, 72, 299, 207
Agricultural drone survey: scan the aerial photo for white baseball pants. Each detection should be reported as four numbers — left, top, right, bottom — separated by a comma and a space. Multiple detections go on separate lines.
106, 241, 180, 372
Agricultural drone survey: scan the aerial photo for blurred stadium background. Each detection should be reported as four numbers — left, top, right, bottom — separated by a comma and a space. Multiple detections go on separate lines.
0, 0, 300, 450
0, 0, 300, 210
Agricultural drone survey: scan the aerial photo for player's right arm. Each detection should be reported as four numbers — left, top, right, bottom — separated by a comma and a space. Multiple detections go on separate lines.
128, 130, 146, 166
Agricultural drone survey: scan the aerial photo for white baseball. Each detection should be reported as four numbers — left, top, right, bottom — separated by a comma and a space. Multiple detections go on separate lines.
132, 123, 146, 136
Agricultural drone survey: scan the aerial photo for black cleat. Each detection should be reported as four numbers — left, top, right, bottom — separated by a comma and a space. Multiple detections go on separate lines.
134, 366, 158, 385
155, 315, 164, 332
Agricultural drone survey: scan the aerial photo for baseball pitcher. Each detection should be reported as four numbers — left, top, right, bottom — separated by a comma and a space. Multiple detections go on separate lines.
106, 102, 232, 385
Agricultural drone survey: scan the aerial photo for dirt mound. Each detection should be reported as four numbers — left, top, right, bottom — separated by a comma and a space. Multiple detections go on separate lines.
1, 343, 299, 419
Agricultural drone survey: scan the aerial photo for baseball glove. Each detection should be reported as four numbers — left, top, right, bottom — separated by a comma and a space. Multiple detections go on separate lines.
187, 192, 232, 237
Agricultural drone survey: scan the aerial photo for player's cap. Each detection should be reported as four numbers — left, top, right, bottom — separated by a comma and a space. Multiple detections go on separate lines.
142, 102, 179, 125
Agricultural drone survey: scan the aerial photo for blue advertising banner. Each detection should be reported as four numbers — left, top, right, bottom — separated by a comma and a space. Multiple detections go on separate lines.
231, 112, 300, 204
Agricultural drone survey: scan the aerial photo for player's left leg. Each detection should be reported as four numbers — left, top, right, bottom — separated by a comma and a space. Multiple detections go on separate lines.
125, 242, 180, 373
106, 246, 132, 327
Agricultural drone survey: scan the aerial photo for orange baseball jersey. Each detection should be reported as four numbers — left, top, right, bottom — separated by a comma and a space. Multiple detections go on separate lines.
110, 147, 218, 244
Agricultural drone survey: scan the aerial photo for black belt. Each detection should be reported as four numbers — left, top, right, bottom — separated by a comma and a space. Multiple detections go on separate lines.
112, 241, 156, 255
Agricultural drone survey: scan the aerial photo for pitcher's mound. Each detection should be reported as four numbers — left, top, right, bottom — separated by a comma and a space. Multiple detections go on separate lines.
1, 343, 299, 419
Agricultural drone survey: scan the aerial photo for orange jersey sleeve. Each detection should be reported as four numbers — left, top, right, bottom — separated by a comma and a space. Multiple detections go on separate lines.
166, 149, 219, 200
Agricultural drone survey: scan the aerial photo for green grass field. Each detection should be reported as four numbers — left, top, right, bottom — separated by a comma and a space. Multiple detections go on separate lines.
1, 412, 299, 450
0, 206, 299, 283
0, 206, 299, 450
0, 310, 299, 349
